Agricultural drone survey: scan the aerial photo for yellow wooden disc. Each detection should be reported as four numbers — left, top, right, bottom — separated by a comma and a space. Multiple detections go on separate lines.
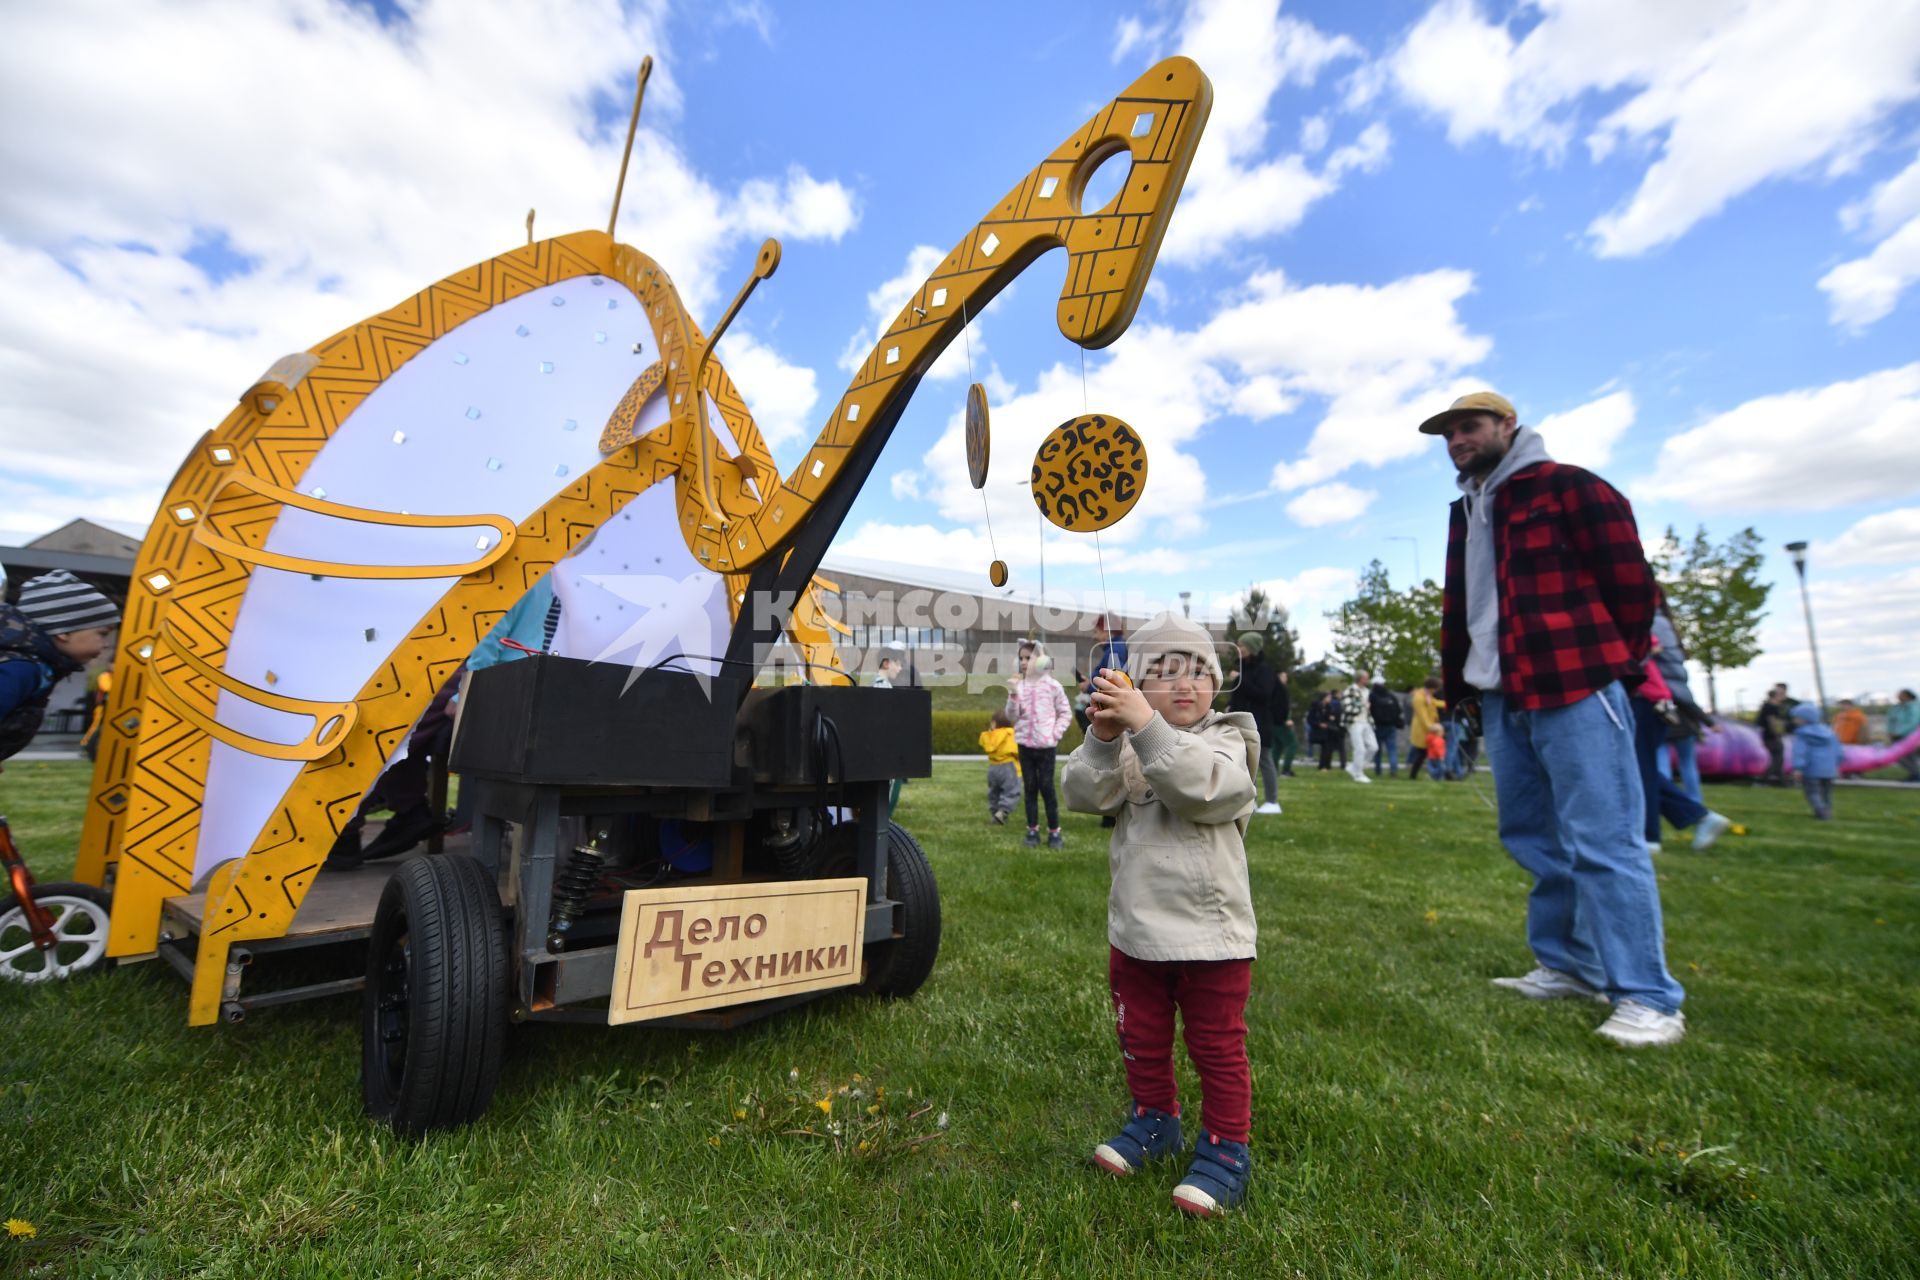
988, 559, 1008, 587
966, 382, 991, 490
1030, 413, 1147, 532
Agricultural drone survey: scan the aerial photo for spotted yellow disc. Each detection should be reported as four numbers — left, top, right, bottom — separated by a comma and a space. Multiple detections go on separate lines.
1030, 413, 1147, 532
966, 383, 991, 490
988, 559, 1008, 587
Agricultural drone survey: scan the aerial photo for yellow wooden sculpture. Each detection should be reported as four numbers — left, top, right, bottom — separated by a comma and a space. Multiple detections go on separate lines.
88, 56, 1212, 1027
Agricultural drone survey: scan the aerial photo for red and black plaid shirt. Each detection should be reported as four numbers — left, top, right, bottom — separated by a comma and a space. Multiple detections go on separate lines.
1441, 462, 1655, 712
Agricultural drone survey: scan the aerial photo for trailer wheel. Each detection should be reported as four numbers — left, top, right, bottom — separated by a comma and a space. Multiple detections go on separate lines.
815, 822, 941, 999
0, 882, 113, 983
363, 855, 509, 1135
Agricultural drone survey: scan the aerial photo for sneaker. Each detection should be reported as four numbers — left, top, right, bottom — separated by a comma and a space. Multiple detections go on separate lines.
1092, 1103, 1182, 1175
1692, 811, 1732, 852
1024, 828, 1041, 847
324, 821, 365, 871
1048, 829, 1064, 850
1351, 772, 1372, 784
1595, 999, 1686, 1047
990, 809, 1008, 825
1172, 1131, 1251, 1216
1647, 841, 1663, 855
1491, 966, 1609, 1003
1254, 802, 1282, 815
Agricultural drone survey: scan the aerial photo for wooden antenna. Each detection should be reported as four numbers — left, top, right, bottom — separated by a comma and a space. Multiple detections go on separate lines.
607, 57, 653, 238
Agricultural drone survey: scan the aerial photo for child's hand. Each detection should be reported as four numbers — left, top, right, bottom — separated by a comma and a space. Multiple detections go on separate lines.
1088, 668, 1151, 740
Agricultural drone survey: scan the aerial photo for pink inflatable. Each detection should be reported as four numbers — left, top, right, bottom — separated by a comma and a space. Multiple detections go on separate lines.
1693, 715, 1920, 779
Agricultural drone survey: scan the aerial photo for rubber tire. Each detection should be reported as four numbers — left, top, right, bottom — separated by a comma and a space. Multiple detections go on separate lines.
813, 822, 941, 999
363, 855, 509, 1135
0, 882, 113, 983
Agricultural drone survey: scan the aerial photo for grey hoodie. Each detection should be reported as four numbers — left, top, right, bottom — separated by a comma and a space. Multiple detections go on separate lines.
1457, 425, 1554, 692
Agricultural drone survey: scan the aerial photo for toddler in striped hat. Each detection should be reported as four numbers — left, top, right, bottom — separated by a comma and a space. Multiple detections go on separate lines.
1, 570, 120, 763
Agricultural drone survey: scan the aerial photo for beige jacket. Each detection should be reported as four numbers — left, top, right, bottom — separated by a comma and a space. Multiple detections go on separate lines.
1060, 709, 1261, 962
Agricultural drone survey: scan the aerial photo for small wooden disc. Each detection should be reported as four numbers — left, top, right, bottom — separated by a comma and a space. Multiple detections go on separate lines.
988, 559, 1008, 587
966, 382, 991, 490
1029, 412, 1147, 532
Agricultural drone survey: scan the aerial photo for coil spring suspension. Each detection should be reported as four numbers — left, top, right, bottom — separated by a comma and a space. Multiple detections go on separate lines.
546, 829, 608, 951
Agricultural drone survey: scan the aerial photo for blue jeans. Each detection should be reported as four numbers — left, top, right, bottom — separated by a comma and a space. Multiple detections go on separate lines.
1653, 734, 1704, 803
1374, 727, 1400, 774
1632, 700, 1709, 842
1482, 683, 1685, 1014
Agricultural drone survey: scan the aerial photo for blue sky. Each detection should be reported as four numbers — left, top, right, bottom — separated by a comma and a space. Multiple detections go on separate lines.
3, 0, 1918, 705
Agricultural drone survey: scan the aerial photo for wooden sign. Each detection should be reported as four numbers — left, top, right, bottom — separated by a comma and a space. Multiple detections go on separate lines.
608, 877, 867, 1023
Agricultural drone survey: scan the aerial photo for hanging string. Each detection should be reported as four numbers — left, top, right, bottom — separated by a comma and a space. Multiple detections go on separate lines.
1084, 345, 1118, 671
965, 297, 1001, 575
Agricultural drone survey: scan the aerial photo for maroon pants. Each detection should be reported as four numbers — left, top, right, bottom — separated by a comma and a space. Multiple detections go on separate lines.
1108, 946, 1253, 1143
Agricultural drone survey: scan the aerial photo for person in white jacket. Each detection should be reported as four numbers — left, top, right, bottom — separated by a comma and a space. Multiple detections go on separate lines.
1005, 638, 1074, 848
1343, 669, 1377, 784
1060, 611, 1261, 1217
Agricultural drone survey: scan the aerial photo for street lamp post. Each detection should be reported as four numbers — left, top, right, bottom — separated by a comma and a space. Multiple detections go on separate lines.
1179, 590, 1191, 619
1783, 541, 1830, 714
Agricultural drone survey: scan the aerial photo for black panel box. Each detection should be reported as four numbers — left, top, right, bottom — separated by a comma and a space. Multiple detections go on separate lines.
452, 655, 742, 787
737, 686, 932, 785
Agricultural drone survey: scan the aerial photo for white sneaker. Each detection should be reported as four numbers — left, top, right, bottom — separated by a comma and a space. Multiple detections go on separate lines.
1646, 841, 1663, 855
1595, 999, 1686, 1047
1692, 811, 1731, 851
1491, 966, 1609, 1003
1351, 772, 1372, 784
1255, 802, 1282, 815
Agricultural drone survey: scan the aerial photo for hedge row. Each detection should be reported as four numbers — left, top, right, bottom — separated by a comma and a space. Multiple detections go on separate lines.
929, 708, 1085, 756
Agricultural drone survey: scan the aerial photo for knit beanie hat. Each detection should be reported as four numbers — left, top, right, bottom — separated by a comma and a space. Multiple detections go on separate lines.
15, 570, 120, 633
1125, 611, 1224, 685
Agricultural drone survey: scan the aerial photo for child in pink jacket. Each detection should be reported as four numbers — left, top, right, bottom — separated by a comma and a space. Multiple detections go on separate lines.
1005, 638, 1074, 848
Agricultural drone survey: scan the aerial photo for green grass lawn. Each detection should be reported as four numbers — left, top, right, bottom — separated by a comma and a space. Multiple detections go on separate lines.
3, 759, 1916, 1278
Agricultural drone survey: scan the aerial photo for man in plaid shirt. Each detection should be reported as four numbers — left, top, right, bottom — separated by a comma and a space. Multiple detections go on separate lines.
1427, 391, 1685, 1048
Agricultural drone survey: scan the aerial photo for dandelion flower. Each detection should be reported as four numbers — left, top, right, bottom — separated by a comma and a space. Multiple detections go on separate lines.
857, 1140, 872, 1153
867, 1104, 881, 1115
4, 1220, 34, 1240
816, 1096, 833, 1115
708, 1135, 722, 1148
1423, 910, 1438, 924
734, 1108, 747, 1120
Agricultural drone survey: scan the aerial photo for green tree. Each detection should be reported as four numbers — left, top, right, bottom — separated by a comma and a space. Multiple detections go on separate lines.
1227, 585, 1300, 674
1650, 525, 1770, 712
1325, 561, 1443, 688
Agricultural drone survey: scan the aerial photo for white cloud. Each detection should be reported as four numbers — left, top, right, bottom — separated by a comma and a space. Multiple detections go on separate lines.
1821, 152, 1920, 331
1203, 268, 1490, 490
1299, 115, 1330, 153
1635, 364, 1920, 512
1135, 0, 1382, 263
1532, 389, 1636, 470
1247, 565, 1357, 661
0, 0, 855, 534
714, 329, 820, 459
1738, 564, 1920, 703
1387, 0, 1920, 257
889, 470, 922, 501
1285, 482, 1377, 527
1820, 217, 1920, 331
1816, 507, 1920, 568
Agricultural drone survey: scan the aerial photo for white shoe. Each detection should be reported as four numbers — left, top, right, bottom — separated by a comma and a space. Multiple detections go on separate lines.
1692, 812, 1731, 851
1491, 966, 1609, 1003
1350, 772, 1372, 784
1255, 802, 1282, 815
1595, 999, 1686, 1047
1647, 841, 1663, 855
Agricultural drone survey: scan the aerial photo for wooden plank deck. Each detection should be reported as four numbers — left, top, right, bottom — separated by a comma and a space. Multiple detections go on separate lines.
163, 829, 477, 944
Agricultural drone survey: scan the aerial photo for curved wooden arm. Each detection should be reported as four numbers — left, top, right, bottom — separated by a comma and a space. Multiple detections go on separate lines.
600, 56, 1211, 575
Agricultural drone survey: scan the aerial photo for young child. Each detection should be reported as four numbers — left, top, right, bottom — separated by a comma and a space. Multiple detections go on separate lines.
979, 709, 1020, 824
1059, 611, 1262, 1216
1790, 702, 1841, 820
1005, 638, 1072, 849
0, 570, 120, 766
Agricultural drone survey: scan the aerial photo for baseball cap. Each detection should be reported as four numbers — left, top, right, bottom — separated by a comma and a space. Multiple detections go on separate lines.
1418, 391, 1516, 435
